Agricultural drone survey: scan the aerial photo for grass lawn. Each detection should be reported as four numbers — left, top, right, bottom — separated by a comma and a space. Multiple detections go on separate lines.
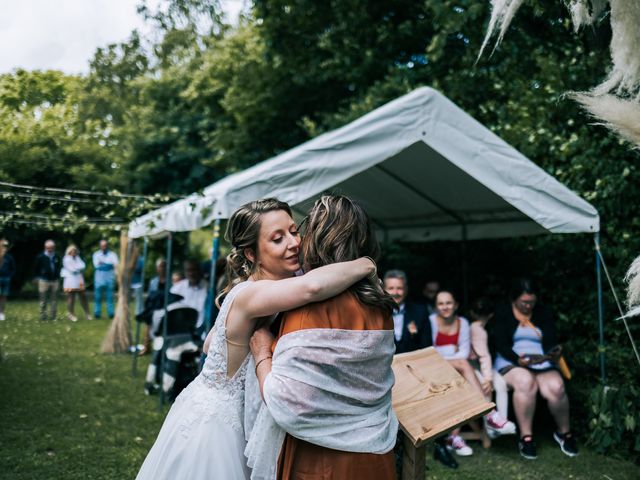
1, 299, 638, 479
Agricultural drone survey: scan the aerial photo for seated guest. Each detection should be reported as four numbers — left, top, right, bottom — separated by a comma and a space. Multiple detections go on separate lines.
170, 260, 207, 337
171, 270, 184, 286
147, 258, 168, 295
383, 270, 431, 354
142, 292, 201, 399
421, 278, 440, 315
494, 277, 578, 460
429, 290, 515, 457
468, 297, 516, 438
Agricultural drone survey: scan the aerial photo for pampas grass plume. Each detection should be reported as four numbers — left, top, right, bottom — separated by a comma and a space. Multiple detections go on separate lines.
572, 93, 640, 147
625, 255, 640, 310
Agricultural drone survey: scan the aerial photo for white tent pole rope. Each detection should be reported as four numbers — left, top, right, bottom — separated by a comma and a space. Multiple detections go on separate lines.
594, 238, 640, 368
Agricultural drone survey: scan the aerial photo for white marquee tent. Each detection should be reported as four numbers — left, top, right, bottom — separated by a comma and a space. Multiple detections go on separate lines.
130, 86, 606, 382
129, 87, 599, 241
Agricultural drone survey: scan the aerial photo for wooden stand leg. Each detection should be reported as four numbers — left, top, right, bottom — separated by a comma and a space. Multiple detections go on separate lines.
402, 433, 426, 480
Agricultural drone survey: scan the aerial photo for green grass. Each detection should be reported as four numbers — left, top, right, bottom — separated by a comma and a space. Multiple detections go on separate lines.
1, 299, 639, 479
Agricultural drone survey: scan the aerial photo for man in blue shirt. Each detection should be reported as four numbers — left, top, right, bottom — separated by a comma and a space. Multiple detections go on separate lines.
92, 239, 118, 319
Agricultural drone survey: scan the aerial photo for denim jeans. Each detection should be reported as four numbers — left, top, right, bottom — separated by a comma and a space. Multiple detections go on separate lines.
94, 281, 115, 318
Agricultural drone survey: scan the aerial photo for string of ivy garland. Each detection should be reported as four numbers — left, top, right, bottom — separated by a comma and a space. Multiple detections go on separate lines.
0, 182, 180, 233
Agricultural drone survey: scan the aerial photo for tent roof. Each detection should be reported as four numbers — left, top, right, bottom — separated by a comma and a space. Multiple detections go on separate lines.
129, 87, 599, 240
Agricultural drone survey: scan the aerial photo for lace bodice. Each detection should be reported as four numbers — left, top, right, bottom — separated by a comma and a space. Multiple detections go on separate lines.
176, 282, 252, 436
200, 281, 252, 393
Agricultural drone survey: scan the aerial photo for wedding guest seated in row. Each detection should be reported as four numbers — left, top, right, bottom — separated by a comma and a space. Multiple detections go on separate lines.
421, 278, 440, 315
429, 290, 516, 457
468, 297, 514, 438
494, 277, 578, 460
170, 260, 207, 339
383, 270, 430, 354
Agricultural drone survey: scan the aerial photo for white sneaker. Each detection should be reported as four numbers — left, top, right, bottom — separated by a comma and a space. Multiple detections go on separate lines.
67, 313, 78, 322
485, 411, 517, 436
0, 312, 5, 321
446, 435, 473, 456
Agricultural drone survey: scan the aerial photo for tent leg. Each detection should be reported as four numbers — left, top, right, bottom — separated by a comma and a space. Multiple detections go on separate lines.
461, 224, 469, 309
205, 219, 221, 335
132, 237, 149, 377
595, 233, 606, 385
159, 234, 173, 409
125, 239, 135, 349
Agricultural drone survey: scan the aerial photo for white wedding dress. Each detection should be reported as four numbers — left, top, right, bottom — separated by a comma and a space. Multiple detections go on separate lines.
136, 282, 252, 480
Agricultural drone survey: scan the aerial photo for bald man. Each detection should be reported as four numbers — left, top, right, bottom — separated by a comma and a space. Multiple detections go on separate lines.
34, 239, 62, 320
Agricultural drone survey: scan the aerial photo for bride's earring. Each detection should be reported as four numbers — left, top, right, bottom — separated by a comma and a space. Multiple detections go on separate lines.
242, 261, 252, 276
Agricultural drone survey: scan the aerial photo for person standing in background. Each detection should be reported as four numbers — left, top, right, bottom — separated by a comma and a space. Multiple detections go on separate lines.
0, 239, 16, 321
34, 239, 62, 321
61, 245, 91, 322
92, 239, 118, 319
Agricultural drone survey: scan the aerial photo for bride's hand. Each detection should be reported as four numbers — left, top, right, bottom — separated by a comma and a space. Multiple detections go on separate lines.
250, 326, 274, 360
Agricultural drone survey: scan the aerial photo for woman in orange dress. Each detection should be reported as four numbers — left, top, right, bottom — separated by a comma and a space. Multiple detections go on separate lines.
248, 195, 398, 480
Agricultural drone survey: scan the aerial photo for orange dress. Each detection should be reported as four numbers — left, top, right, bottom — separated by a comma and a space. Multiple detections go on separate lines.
273, 291, 397, 480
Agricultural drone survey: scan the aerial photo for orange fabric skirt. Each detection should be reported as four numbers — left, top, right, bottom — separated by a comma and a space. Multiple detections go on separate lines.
278, 434, 396, 480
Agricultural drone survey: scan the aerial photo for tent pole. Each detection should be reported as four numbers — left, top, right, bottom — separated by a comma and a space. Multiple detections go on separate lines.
595, 233, 606, 385
136, 237, 148, 315
124, 238, 135, 349
159, 233, 173, 409
206, 219, 221, 335
132, 236, 149, 377
462, 224, 469, 309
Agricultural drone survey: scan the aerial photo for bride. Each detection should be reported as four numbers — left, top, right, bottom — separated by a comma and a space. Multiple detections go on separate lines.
136, 198, 376, 479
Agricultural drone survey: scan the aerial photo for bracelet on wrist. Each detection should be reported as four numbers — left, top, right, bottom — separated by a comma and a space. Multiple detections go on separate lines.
254, 356, 272, 375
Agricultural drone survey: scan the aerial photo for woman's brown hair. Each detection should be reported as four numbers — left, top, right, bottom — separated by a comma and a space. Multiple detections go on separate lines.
301, 195, 396, 315
217, 198, 292, 303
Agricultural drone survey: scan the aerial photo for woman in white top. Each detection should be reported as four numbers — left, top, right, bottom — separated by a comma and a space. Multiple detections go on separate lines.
61, 245, 91, 321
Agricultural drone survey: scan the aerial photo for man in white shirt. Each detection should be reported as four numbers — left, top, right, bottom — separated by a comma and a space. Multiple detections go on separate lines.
169, 260, 207, 333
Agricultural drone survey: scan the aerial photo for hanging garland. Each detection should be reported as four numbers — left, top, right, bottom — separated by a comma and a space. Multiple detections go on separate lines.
0, 181, 180, 234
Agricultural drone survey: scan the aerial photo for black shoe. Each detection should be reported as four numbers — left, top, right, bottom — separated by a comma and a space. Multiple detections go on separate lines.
433, 441, 458, 469
518, 435, 538, 460
554, 431, 579, 457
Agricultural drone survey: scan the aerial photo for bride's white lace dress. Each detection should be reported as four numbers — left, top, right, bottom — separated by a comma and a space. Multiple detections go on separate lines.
136, 282, 252, 480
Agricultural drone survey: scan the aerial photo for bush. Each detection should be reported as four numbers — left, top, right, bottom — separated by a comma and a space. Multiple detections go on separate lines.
588, 384, 640, 462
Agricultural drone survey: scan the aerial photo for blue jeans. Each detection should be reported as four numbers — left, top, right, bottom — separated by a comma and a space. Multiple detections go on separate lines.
94, 281, 115, 318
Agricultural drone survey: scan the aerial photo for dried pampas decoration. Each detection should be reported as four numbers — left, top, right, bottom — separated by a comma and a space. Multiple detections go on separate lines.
624, 255, 640, 318
572, 93, 640, 147
479, 0, 640, 148
101, 232, 138, 353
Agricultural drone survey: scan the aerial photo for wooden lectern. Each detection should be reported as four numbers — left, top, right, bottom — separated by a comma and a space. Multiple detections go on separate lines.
392, 347, 494, 480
